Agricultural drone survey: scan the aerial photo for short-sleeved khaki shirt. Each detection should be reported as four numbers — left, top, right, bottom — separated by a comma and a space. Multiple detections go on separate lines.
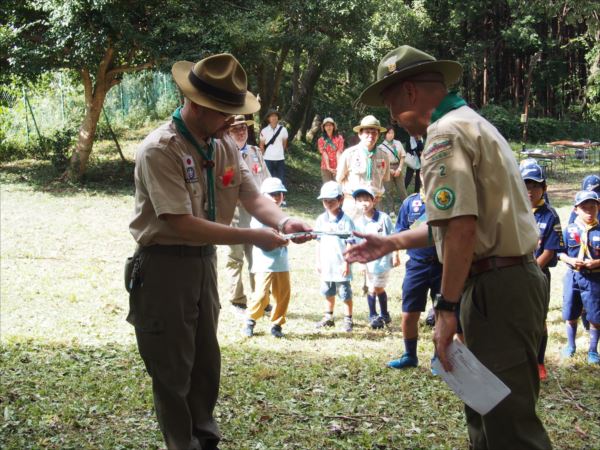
130, 120, 259, 246
336, 143, 391, 197
421, 106, 538, 261
241, 144, 270, 188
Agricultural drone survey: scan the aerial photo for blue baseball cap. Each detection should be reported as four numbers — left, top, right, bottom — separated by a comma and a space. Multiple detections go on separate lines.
352, 185, 375, 199
574, 190, 600, 206
582, 174, 600, 193
520, 163, 545, 183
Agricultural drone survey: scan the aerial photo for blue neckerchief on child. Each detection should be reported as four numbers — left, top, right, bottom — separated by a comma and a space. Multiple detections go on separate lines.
240, 143, 249, 156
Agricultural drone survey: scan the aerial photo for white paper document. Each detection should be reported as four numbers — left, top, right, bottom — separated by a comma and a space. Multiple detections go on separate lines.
431, 340, 511, 416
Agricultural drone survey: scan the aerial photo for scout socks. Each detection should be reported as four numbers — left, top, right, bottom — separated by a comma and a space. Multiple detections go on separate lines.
590, 328, 599, 353
404, 338, 418, 358
537, 333, 548, 364
566, 322, 577, 350
378, 292, 389, 317
367, 294, 377, 317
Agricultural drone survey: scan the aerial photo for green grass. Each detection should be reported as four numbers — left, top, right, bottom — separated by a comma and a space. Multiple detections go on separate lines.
1, 128, 599, 449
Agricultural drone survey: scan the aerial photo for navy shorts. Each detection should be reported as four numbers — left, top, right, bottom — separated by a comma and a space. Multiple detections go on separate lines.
402, 258, 442, 313
562, 270, 600, 324
321, 281, 352, 302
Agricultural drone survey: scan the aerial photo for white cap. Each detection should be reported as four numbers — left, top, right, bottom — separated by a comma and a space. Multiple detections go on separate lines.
317, 181, 343, 200
260, 177, 287, 194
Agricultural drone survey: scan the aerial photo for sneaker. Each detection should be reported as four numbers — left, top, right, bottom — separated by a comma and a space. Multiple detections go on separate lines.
264, 304, 273, 313
561, 346, 576, 358
387, 353, 419, 369
369, 315, 384, 329
271, 324, 284, 338
316, 316, 335, 329
380, 313, 392, 325
538, 364, 547, 381
342, 317, 353, 332
243, 319, 255, 337
588, 351, 600, 364
425, 308, 436, 327
231, 303, 247, 316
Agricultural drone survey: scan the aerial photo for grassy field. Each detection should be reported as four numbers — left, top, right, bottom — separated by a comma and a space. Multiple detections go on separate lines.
1, 128, 599, 449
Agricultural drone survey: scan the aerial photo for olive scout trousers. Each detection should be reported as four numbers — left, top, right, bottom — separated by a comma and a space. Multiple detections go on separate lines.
127, 247, 221, 450
224, 206, 255, 306
460, 259, 552, 450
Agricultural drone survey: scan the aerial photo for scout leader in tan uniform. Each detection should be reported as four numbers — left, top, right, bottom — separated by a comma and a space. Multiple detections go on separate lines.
336, 115, 390, 220
224, 115, 271, 312
346, 46, 551, 450
128, 54, 312, 450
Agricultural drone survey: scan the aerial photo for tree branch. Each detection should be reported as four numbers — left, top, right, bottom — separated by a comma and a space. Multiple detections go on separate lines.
106, 61, 155, 78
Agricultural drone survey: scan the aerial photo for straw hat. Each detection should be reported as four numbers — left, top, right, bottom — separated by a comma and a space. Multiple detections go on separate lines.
321, 117, 337, 132
229, 115, 255, 128
352, 115, 386, 133
358, 45, 463, 107
172, 54, 260, 115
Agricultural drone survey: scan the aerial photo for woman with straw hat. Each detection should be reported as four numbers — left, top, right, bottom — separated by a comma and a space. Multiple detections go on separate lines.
317, 117, 345, 182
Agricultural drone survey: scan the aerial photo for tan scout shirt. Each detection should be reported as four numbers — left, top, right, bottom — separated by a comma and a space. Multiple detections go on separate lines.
421, 106, 538, 261
336, 143, 391, 197
231, 144, 271, 228
130, 120, 259, 246
241, 145, 270, 189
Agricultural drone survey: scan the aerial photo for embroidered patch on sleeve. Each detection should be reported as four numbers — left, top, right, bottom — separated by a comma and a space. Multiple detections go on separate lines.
433, 187, 456, 210
424, 137, 453, 162
182, 154, 198, 183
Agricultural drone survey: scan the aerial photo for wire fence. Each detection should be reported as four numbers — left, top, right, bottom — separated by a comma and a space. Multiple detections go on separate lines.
1, 71, 181, 149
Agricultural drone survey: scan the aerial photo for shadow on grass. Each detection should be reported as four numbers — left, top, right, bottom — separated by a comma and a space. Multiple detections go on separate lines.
2, 333, 599, 449
0, 158, 135, 197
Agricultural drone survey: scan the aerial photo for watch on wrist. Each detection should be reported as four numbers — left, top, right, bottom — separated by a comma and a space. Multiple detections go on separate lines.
277, 216, 291, 233
433, 293, 459, 312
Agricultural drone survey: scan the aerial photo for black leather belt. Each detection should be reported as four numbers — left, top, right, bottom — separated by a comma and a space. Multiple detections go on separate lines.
141, 244, 215, 257
470, 254, 534, 277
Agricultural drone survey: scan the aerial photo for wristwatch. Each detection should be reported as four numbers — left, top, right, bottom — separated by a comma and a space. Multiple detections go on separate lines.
433, 293, 459, 312
277, 216, 291, 233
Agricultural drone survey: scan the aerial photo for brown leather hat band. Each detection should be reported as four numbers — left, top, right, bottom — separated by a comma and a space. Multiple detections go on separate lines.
188, 70, 246, 106
384, 59, 435, 78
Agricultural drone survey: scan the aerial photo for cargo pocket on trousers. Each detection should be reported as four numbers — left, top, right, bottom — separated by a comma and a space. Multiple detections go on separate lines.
477, 345, 528, 374
132, 314, 167, 364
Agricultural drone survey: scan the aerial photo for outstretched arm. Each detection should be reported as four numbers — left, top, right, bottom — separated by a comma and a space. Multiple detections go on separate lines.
344, 223, 429, 263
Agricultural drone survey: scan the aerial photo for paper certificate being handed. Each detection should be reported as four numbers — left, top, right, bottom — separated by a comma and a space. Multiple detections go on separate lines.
431, 340, 511, 416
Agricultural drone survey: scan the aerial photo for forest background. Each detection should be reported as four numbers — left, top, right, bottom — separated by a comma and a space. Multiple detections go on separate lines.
1, 0, 599, 179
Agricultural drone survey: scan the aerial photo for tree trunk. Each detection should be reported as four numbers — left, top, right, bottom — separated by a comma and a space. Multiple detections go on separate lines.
68, 85, 108, 179
284, 47, 328, 141
65, 46, 153, 180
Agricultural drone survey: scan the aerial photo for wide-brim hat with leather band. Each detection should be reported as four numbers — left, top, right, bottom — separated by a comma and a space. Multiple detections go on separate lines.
352, 115, 387, 133
230, 114, 254, 128
358, 45, 463, 107
265, 108, 281, 119
172, 54, 260, 115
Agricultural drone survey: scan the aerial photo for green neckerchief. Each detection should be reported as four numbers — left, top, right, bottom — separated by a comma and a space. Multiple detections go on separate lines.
430, 91, 467, 123
172, 107, 216, 222
364, 145, 377, 181
324, 136, 337, 152
383, 140, 399, 160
